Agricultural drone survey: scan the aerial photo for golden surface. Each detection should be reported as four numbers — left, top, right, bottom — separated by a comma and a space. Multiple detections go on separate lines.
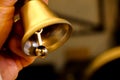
20, 0, 72, 56
84, 47, 120, 80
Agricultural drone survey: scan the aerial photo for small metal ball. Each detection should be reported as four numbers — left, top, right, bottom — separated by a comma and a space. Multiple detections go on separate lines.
35, 45, 48, 57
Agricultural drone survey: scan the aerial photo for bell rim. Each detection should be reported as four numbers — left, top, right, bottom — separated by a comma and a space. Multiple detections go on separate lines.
21, 17, 72, 54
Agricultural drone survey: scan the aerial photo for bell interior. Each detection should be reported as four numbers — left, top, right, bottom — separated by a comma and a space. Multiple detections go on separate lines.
23, 23, 72, 56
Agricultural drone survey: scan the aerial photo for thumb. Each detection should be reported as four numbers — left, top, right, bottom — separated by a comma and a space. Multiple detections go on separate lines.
0, 0, 17, 48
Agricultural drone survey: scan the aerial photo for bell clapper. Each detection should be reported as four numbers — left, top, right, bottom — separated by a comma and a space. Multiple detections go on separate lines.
35, 29, 48, 57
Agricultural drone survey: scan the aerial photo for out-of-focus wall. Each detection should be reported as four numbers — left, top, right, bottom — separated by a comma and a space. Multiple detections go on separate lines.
49, 0, 100, 24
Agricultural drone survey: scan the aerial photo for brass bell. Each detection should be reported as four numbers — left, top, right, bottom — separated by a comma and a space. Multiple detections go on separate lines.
17, 0, 72, 57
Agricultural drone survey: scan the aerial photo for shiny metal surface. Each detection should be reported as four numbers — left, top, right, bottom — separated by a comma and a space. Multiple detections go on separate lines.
20, 0, 72, 56
83, 47, 120, 80
35, 45, 48, 57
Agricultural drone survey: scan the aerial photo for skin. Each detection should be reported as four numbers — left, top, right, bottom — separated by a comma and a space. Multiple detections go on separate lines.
0, 0, 48, 80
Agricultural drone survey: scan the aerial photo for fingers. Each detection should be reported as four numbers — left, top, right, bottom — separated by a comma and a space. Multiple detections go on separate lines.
9, 36, 37, 67
0, 0, 17, 48
0, 7, 14, 48
0, 0, 17, 7
0, 55, 19, 80
8, 20, 36, 67
8, 20, 36, 69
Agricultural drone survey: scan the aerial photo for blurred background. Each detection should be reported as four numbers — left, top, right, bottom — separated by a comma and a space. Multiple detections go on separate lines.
16, 0, 120, 80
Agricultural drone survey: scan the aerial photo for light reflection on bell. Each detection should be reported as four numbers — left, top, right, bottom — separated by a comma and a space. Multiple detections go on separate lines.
20, 0, 72, 57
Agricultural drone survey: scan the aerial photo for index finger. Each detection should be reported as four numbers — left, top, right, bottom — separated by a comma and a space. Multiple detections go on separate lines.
0, 0, 17, 48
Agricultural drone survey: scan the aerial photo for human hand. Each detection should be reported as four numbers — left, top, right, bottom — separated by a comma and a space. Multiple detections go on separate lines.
0, 0, 48, 80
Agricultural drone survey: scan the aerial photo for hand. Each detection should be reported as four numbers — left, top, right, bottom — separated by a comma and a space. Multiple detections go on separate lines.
0, 0, 48, 80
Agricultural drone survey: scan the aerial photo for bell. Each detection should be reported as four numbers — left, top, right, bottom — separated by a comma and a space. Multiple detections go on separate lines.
18, 0, 72, 57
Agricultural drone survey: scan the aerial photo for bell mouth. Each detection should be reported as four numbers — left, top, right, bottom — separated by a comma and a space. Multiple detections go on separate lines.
23, 23, 72, 56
